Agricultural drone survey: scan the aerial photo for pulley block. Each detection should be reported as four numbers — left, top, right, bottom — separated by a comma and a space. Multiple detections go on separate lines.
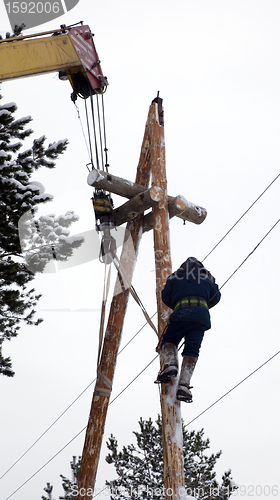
92, 190, 114, 230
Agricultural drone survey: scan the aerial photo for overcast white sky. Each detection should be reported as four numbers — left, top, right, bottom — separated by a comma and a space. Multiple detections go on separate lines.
1, 1, 280, 499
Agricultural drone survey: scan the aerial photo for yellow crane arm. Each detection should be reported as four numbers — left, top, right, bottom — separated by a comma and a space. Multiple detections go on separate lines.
0, 23, 108, 98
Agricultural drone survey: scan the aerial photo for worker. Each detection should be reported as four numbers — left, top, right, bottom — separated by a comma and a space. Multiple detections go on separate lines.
155, 257, 221, 403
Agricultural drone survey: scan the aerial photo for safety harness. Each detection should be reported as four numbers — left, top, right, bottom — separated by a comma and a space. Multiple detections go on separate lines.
174, 296, 208, 311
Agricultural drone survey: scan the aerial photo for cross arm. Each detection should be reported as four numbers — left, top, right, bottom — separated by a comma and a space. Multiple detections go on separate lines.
87, 169, 207, 227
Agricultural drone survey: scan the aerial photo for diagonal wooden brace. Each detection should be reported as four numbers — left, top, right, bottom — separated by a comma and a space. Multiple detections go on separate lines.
112, 186, 163, 227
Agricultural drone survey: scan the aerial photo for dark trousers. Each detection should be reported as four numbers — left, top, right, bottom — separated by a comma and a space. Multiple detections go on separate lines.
161, 320, 205, 357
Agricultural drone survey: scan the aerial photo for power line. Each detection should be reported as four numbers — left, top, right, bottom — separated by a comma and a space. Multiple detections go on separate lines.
0, 380, 94, 482
218, 219, 280, 292
185, 350, 280, 427
5, 355, 158, 500
10, 174, 276, 478
91, 347, 280, 499
0, 312, 157, 482
5, 337, 279, 499
5, 336, 279, 499
4, 208, 280, 497
202, 172, 280, 262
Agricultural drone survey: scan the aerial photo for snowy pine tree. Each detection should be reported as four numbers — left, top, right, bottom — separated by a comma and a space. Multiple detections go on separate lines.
105, 416, 237, 499
0, 93, 83, 377
41, 456, 81, 500
41, 419, 237, 499
42, 483, 54, 500
0, 22, 26, 40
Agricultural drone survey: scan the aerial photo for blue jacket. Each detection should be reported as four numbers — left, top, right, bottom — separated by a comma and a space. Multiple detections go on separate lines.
161, 266, 221, 330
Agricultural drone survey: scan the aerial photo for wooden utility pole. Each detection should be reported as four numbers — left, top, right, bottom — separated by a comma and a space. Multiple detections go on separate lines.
150, 96, 186, 499
77, 104, 154, 499
77, 97, 207, 499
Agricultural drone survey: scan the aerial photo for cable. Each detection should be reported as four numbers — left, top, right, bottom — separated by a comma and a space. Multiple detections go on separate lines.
0, 313, 157, 482
101, 93, 109, 172
5, 426, 86, 500
96, 95, 105, 171
5, 323, 279, 498
84, 99, 94, 167
3, 213, 279, 496
202, 172, 280, 262
118, 313, 157, 355
91, 348, 280, 499
4, 355, 158, 500
0, 379, 94, 482
3, 217, 279, 484
218, 218, 279, 292
6, 338, 279, 499
185, 349, 280, 427
73, 102, 92, 162
90, 93, 100, 170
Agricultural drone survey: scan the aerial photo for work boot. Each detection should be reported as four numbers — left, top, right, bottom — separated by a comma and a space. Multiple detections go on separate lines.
155, 343, 178, 384
176, 355, 198, 403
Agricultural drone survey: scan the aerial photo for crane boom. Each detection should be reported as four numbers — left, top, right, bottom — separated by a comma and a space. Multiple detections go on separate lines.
0, 23, 108, 98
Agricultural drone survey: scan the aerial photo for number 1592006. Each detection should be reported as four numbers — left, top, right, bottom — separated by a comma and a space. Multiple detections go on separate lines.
5, 2, 61, 14
232, 485, 278, 496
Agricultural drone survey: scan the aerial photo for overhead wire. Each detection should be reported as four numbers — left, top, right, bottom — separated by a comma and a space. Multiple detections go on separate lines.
218, 218, 280, 292
202, 172, 280, 262
185, 349, 280, 427
92, 347, 280, 499
4, 220, 279, 499
6, 345, 280, 500
0, 310, 157, 483
3, 165, 279, 489
5, 355, 158, 500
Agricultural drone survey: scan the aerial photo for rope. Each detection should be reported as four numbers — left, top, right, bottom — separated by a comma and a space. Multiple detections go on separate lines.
94, 263, 114, 398
97, 263, 112, 366
113, 255, 158, 337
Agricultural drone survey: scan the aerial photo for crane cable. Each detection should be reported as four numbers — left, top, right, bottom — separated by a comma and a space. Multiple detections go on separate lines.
74, 91, 109, 173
